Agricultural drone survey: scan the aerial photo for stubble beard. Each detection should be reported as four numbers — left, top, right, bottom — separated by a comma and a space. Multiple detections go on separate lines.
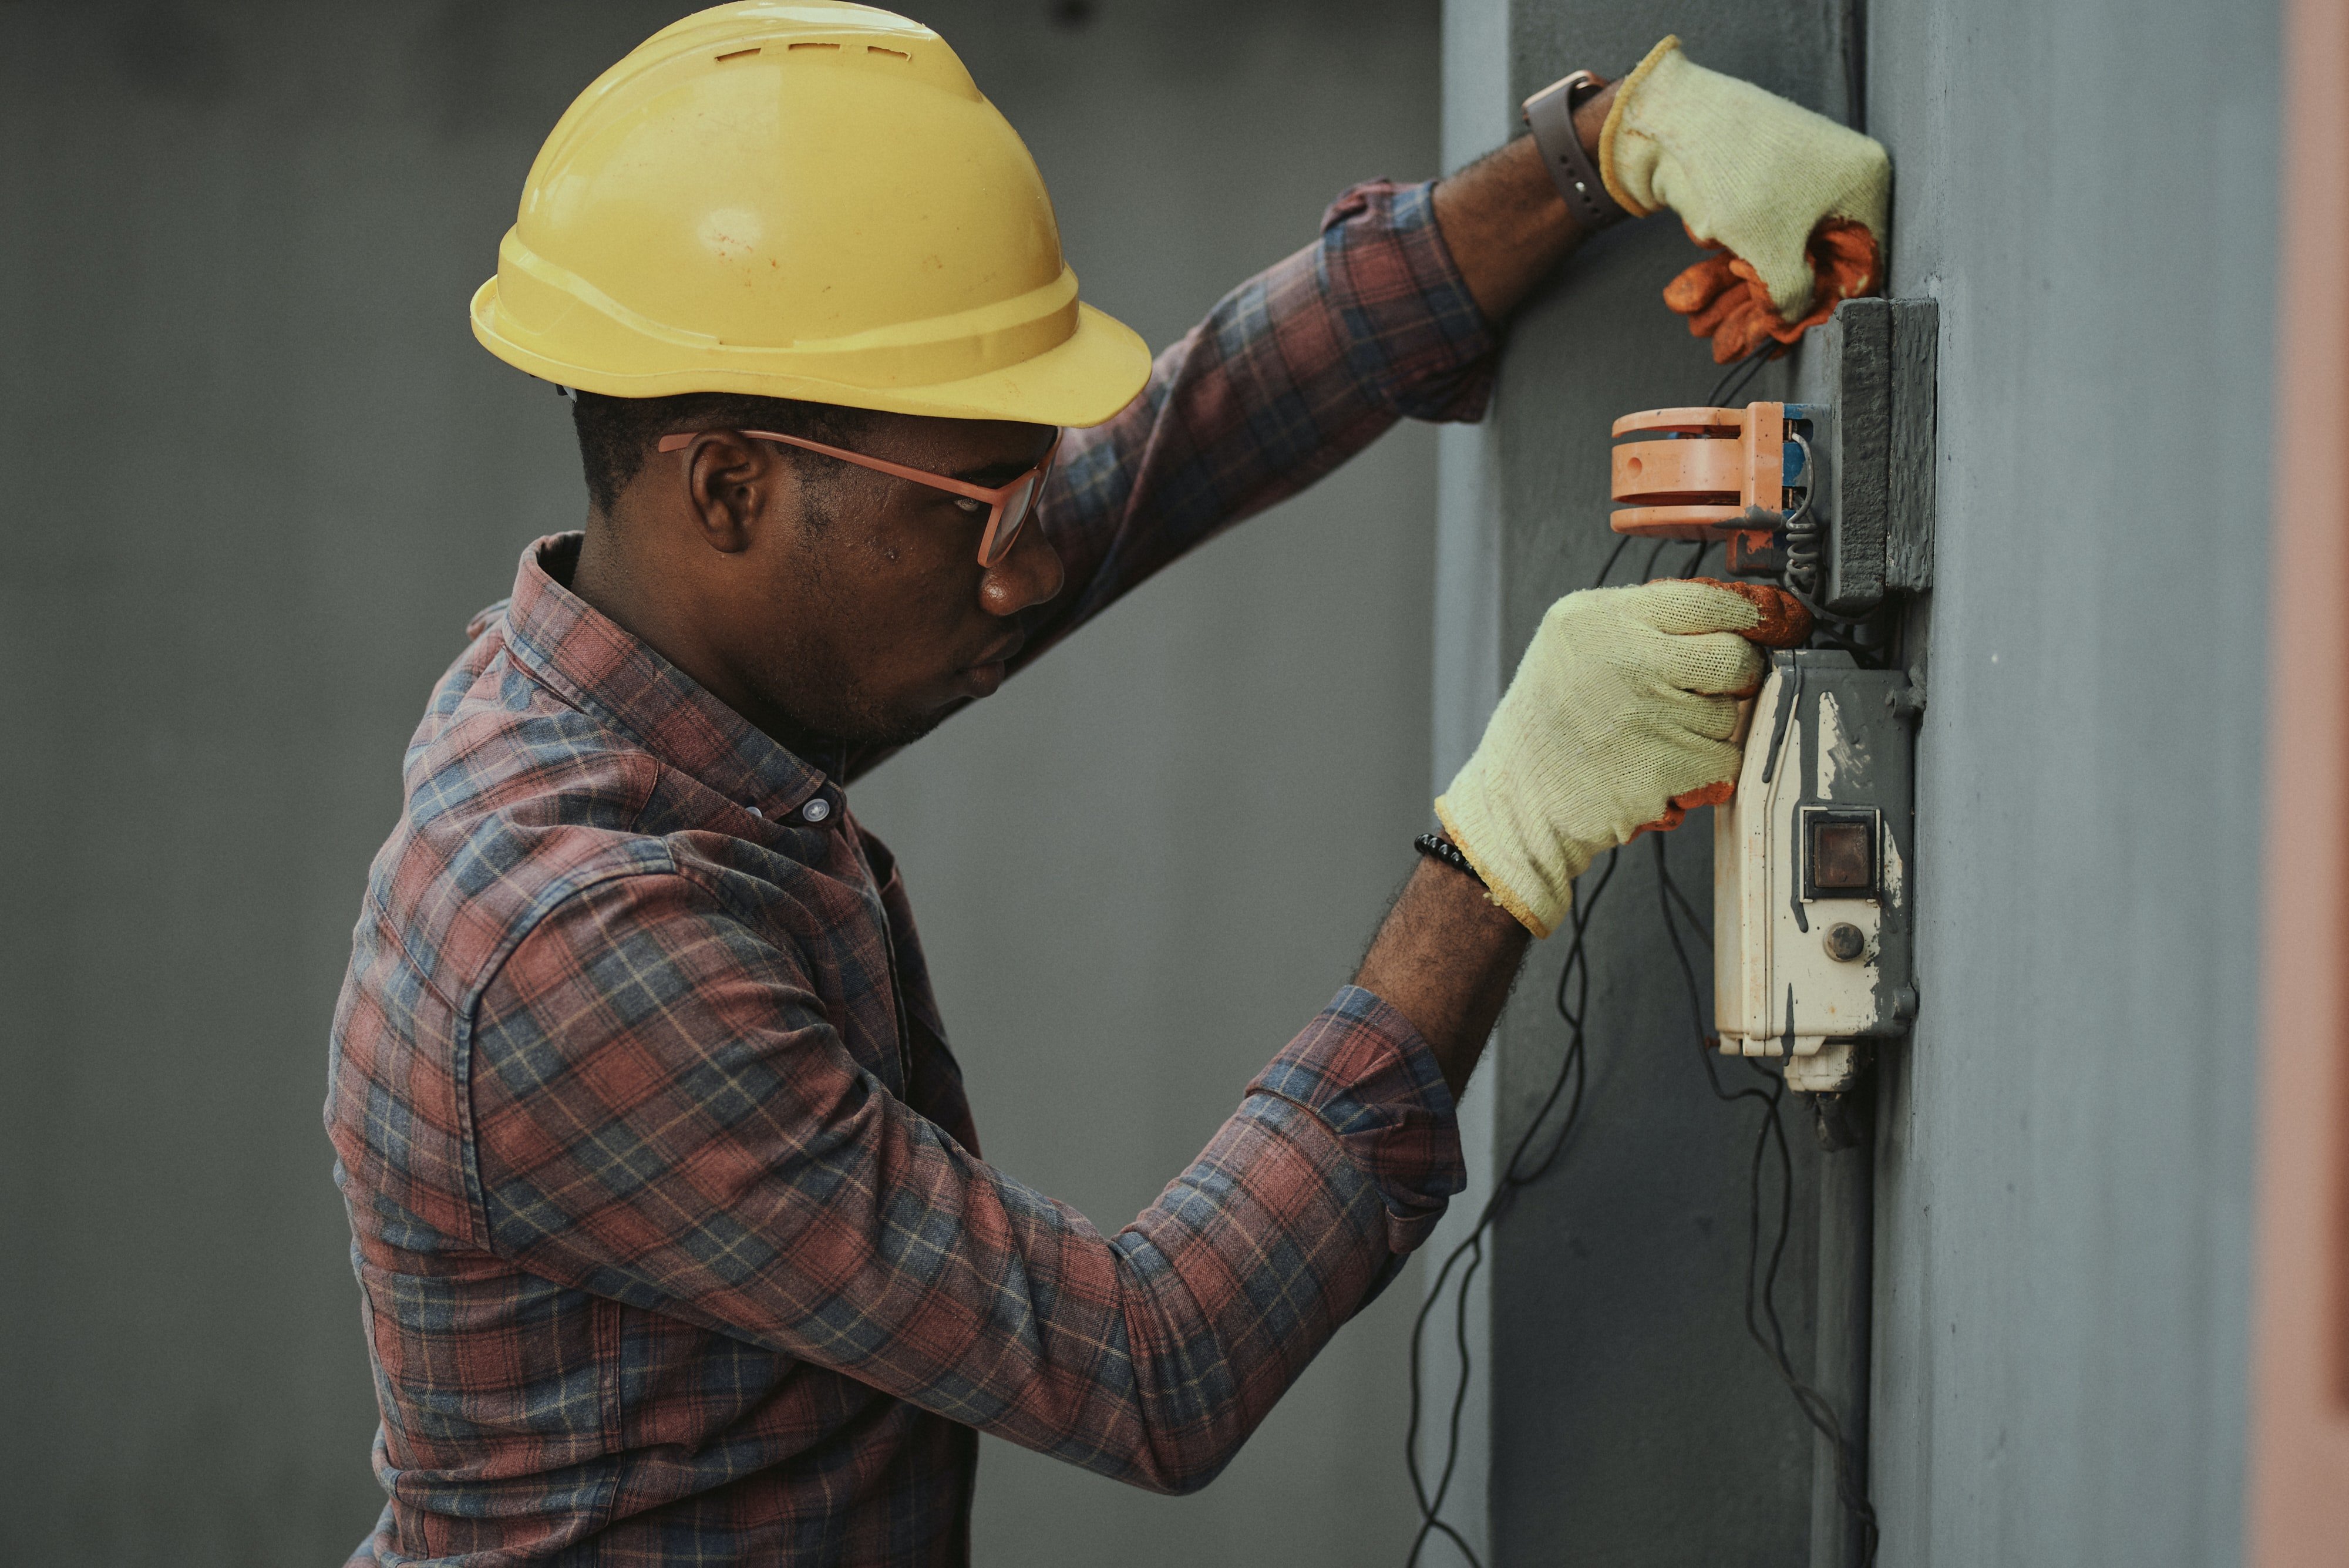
759, 531, 952, 755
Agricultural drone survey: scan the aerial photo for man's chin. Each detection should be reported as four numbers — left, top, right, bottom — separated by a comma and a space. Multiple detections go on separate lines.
826, 700, 955, 753
775, 674, 978, 755
864, 711, 951, 749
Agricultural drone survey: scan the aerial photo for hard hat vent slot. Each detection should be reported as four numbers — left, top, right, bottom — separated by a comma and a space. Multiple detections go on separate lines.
866, 46, 909, 60
787, 41, 839, 52
715, 48, 760, 62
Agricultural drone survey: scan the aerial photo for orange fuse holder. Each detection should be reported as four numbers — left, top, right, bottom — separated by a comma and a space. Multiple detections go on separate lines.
1608, 402, 1807, 561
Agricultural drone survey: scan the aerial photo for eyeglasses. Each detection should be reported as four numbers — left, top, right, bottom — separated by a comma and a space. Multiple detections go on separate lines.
657, 426, 1062, 568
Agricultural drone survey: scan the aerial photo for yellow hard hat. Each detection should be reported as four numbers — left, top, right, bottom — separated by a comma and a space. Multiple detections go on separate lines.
470, 1, 1150, 427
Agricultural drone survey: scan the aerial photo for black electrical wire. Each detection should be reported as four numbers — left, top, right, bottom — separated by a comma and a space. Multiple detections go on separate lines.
1401, 537, 1663, 1568
1401, 354, 1883, 1563
1650, 833, 1880, 1565
1400, 839, 1618, 1568
1591, 531, 1634, 588
1638, 533, 1673, 581
1704, 335, 1781, 410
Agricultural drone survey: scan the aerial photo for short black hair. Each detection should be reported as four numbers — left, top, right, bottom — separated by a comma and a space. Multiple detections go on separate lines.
569, 389, 876, 514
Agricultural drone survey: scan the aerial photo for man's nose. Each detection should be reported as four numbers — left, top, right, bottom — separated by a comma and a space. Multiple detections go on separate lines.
979, 519, 1065, 617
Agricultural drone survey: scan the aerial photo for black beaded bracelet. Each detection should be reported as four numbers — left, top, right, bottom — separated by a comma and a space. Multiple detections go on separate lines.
1414, 833, 1487, 888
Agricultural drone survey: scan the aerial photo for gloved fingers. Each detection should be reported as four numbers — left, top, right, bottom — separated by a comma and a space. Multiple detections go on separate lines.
1684, 270, 1761, 336
1667, 217, 1884, 359
1533, 580, 1750, 644
1726, 309, 1785, 364
1624, 802, 1685, 842
1709, 305, 1769, 364
1732, 235, 1819, 322
1624, 578, 1764, 637
1694, 285, 1783, 364
1679, 689, 1751, 742
1672, 779, 1738, 810
1675, 248, 1779, 358
1731, 253, 1829, 341
1654, 735, 1748, 803
1686, 578, 1812, 646
1808, 218, 1882, 307
1752, 218, 1880, 331
1662, 251, 1741, 317
1627, 776, 1737, 844
1651, 628, 1767, 697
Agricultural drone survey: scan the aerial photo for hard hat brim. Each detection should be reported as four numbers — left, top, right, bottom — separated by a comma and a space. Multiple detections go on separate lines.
472, 281, 1153, 430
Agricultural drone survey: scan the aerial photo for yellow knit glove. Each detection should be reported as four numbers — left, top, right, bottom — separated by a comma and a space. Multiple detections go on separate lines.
1436, 582, 1765, 938
1600, 36, 1890, 319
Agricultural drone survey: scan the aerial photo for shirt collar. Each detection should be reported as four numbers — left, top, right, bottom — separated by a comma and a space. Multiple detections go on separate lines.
496, 533, 836, 820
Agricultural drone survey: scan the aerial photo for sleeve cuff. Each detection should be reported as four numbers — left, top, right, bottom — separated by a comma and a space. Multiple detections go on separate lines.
1248, 985, 1466, 1254
1313, 179, 1500, 425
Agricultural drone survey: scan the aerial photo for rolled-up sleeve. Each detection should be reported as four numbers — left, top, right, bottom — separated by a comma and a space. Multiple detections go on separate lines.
466, 870, 1463, 1495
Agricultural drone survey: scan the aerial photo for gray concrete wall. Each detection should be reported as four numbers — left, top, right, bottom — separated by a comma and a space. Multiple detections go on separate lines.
0, 4, 1445, 1564
1440, 0, 2275, 1563
1862, 2, 2271, 1562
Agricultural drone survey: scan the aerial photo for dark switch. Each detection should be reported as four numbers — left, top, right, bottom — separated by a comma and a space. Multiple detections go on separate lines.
1806, 813, 1877, 897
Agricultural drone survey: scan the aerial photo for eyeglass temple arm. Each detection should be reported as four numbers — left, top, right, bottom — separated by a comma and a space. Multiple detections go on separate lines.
656, 429, 1046, 505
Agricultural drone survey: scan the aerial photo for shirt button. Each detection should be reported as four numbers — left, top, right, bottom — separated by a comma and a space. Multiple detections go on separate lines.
745, 805, 763, 819
800, 798, 831, 823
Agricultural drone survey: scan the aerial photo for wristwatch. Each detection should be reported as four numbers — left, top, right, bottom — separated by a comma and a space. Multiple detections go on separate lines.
1520, 69, 1628, 233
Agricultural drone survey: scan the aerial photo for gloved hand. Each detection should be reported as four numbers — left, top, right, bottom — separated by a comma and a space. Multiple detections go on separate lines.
1626, 578, 1814, 834
1661, 224, 1879, 365
1436, 580, 1799, 939
1600, 36, 1890, 364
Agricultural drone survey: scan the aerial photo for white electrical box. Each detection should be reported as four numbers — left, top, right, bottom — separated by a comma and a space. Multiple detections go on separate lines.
1714, 650, 1917, 1092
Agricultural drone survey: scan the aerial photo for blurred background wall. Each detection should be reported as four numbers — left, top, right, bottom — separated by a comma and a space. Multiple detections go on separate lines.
0, 3, 1449, 1563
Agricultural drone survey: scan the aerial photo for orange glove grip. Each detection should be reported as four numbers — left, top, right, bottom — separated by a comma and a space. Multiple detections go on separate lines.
1627, 581, 1810, 839
1663, 219, 1882, 365
1689, 578, 1814, 651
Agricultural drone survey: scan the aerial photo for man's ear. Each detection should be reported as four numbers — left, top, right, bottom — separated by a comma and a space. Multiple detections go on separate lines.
677, 432, 795, 556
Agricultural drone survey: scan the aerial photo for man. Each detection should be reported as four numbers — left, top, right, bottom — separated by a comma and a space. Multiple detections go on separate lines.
326, 5, 1889, 1563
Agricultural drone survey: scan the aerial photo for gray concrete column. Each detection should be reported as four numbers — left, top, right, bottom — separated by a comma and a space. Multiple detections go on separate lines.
1432, 4, 1858, 1563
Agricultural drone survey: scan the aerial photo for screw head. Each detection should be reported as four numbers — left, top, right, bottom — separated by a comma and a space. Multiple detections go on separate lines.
1823, 923, 1867, 963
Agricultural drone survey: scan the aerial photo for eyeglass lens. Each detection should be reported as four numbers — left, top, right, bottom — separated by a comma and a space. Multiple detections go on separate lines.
983, 467, 1048, 568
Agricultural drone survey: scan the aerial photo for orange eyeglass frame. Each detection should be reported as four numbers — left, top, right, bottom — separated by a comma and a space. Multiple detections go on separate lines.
656, 427, 1063, 568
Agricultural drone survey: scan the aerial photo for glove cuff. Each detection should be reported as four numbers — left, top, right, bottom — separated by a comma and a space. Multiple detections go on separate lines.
1433, 795, 1567, 940
1597, 34, 1682, 217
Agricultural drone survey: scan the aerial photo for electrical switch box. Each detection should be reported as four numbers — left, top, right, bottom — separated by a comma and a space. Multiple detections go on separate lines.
1606, 298, 1936, 1115
1715, 650, 1917, 1091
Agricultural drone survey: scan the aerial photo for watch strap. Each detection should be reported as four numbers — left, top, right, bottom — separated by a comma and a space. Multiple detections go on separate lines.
1521, 69, 1628, 232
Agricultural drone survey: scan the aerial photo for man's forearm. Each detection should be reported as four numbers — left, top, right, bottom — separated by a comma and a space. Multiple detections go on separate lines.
1355, 858, 1533, 1096
1432, 79, 1621, 323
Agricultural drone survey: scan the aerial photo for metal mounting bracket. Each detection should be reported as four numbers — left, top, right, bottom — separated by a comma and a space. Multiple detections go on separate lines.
1815, 298, 1939, 614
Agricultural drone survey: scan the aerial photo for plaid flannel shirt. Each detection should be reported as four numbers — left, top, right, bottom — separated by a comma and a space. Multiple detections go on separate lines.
328, 179, 1497, 1567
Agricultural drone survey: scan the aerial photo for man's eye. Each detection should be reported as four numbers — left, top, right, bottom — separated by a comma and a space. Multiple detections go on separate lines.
951, 497, 988, 519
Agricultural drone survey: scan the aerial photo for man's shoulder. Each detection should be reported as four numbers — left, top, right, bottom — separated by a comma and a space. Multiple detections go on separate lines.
329, 621, 698, 1244
364, 627, 677, 1010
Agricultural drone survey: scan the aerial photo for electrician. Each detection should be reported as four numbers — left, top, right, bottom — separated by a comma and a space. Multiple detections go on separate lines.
324, 6, 1887, 1563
